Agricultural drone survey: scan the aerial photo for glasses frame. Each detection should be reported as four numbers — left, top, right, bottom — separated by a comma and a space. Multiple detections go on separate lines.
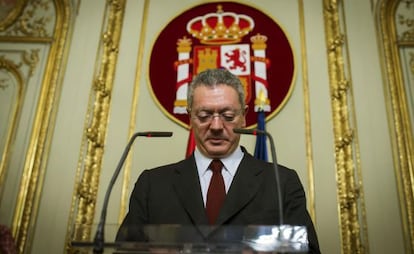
189, 108, 244, 125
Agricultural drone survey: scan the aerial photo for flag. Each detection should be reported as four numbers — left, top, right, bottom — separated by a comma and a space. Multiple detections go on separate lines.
186, 128, 196, 158
254, 110, 268, 161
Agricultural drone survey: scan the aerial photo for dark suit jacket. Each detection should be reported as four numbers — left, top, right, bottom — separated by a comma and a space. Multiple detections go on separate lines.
116, 148, 320, 253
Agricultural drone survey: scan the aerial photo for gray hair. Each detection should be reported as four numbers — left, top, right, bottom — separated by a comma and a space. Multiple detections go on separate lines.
187, 68, 245, 110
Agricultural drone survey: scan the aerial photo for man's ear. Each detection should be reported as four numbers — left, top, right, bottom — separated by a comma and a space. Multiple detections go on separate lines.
243, 105, 249, 116
241, 105, 249, 127
187, 108, 192, 127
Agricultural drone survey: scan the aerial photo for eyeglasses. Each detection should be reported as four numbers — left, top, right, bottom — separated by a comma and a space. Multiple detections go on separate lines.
191, 109, 243, 125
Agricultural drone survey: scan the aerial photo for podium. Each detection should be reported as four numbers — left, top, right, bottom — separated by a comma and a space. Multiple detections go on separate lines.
71, 224, 309, 253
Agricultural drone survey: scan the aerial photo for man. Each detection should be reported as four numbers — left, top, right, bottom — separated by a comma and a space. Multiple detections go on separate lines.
116, 68, 320, 253
0, 225, 17, 254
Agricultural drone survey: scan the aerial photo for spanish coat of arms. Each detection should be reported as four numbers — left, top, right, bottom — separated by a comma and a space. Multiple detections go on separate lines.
149, 2, 295, 128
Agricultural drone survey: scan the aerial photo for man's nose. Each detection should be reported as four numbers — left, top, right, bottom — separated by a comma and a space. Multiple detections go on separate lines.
209, 115, 224, 129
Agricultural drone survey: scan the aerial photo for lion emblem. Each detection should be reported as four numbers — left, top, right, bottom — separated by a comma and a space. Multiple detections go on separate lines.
225, 48, 247, 72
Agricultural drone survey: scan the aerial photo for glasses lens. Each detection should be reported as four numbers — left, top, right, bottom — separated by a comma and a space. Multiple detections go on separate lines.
193, 110, 241, 124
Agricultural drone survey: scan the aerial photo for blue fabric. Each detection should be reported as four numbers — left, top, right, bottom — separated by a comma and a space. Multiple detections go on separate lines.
254, 110, 268, 161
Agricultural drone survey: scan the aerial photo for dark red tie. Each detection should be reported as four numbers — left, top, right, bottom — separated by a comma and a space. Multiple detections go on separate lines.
206, 159, 225, 224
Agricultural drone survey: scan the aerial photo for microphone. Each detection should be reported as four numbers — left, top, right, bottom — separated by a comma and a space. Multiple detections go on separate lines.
93, 131, 173, 254
232, 128, 266, 136
135, 131, 173, 137
233, 128, 284, 224
234, 128, 310, 252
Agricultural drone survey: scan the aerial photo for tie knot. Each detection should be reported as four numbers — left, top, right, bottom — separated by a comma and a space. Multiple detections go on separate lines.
209, 159, 223, 173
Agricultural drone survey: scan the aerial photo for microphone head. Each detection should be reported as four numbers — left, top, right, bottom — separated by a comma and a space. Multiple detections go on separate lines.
136, 131, 173, 137
233, 128, 266, 135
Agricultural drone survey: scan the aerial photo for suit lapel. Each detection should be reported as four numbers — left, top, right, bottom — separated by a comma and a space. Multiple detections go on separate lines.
172, 157, 209, 226
171, 153, 265, 238
216, 154, 264, 225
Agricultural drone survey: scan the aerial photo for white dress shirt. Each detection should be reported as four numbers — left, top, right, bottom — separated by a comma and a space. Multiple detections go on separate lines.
194, 147, 244, 207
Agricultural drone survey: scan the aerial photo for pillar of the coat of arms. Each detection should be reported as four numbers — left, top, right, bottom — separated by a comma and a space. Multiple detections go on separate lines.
174, 36, 192, 114
251, 33, 270, 112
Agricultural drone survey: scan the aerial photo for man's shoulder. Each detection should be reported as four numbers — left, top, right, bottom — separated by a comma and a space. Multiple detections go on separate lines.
241, 150, 297, 176
145, 157, 194, 175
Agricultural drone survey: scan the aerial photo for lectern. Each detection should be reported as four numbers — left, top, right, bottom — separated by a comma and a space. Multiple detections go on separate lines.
71, 224, 309, 253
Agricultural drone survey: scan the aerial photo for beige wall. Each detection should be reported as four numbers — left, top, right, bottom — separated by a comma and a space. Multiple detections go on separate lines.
0, 0, 411, 253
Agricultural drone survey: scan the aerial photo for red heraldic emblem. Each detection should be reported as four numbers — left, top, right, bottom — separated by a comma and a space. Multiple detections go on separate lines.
149, 2, 295, 128
191, 44, 252, 105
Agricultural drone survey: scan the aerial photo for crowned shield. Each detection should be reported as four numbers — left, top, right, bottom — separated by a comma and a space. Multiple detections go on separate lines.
149, 2, 295, 128
191, 44, 252, 104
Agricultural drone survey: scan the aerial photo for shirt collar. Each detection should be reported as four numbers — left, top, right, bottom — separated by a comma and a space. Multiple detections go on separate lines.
194, 147, 244, 177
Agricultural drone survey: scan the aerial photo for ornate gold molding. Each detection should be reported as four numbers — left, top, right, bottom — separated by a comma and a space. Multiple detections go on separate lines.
377, 0, 414, 253
6, 1, 73, 253
21, 49, 40, 76
0, 55, 24, 201
66, 0, 126, 251
323, 0, 368, 253
298, 0, 316, 222
397, 0, 414, 43
0, 0, 54, 40
119, 0, 150, 223
0, 0, 28, 31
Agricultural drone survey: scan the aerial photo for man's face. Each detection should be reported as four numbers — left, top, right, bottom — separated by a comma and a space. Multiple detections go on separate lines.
189, 84, 247, 159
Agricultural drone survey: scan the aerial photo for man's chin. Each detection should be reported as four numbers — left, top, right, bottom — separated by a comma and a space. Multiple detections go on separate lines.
205, 145, 230, 157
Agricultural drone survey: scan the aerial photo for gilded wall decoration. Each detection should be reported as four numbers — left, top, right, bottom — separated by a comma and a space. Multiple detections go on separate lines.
398, 0, 414, 42
0, 55, 24, 200
377, 0, 414, 253
298, 0, 316, 222
1, 0, 54, 38
0, 0, 28, 31
66, 0, 127, 252
397, 1, 414, 135
323, 0, 368, 253
0, 50, 39, 197
0, 0, 73, 253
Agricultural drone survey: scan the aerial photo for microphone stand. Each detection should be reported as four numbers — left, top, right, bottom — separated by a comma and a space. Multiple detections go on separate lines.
233, 128, 283, 223
258, 129, 284, 224
233, 128, 308, 253
93, 131, 173, 254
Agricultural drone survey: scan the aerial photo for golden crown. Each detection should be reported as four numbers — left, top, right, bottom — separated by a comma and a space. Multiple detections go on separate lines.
250, 33, 268, 50
186, 5, 255, 45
